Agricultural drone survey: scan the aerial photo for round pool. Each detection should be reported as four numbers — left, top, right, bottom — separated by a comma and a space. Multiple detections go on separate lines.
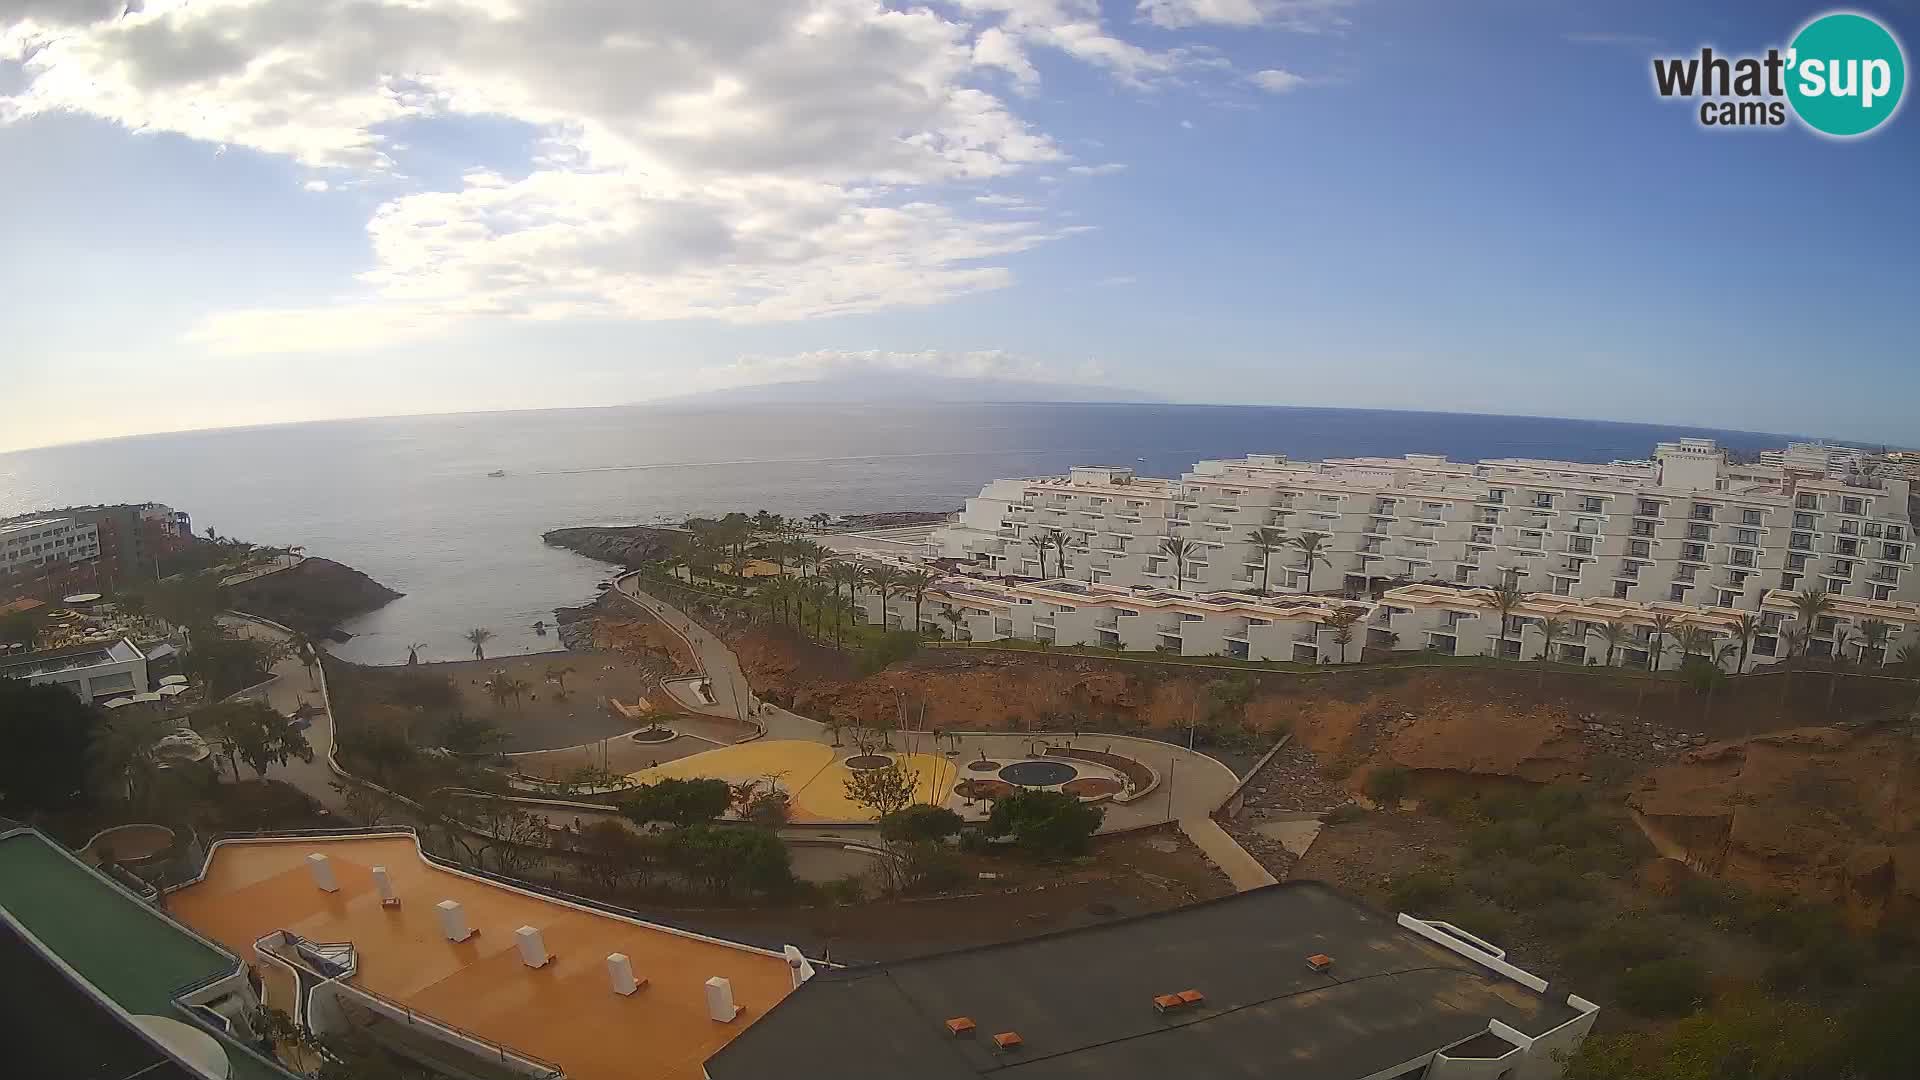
998, 760, 1078, 787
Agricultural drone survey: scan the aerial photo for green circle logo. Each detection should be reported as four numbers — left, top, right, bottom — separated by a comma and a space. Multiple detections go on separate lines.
1786, 12, 1906, 137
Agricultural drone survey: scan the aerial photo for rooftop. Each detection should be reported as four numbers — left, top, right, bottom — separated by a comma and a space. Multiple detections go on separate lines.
0, 827, 291, 1080
0, 636, 143, 678
166, 833, 798, 1080
1, 919, 202, 1080
706, 882, 1582, 1080
0, 515, 74, 535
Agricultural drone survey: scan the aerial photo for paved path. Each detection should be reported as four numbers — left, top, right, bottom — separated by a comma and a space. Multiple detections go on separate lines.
215, 613, 346, 813
1177, 816, 1279, 892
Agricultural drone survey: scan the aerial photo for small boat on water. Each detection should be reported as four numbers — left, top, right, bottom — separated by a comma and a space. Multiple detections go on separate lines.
486, 469, 507, 477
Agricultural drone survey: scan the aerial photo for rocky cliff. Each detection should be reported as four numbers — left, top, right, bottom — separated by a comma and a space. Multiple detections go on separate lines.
542, 525, 685, 567
225, 557, 402, 638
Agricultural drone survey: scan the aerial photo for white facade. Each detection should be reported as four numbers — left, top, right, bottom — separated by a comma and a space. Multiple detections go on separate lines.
0, 637, 148, 703
0, 515, 100, 575
932, 440, 1920, 616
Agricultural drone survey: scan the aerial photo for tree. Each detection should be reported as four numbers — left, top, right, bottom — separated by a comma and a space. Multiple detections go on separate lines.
1159, 536, 1200, 591
864, 564, 902, 630
844, 761, 920, 818
405, 642, 428, 666
1853, 618, 1890, 666
575, 819, 654, 892
198, 700, 315, 781
1048, 528, 1073, 579
1674, 624, 1712, 664
1588, 620, 1630, 668
1729, 611, 1761, 674
1290, 531, 1333, 593
1326, 607, 1361, 662
985, 789, 1104, 859
827, 562, 862, 646
1647, 612, 1676, 672
618, 777, 733, 827
290, 632, 320, 689
544, 663, 576, 697
463, 627, 494, 661
437, 714, 507, 756
1788, 587, 1832, 661
1245, 526, 1287, 594
940, 606, 968, 641
89, 711, 173, 807
900, 568, 937, 635
184, 626, 279, 697
0, 610, 41, 650
0, 678, 101, 813
667, 824, 792, 897
1490, 582, 1525, 658
880, 805, 963, 844
1538, 616, 1568, 663
1026, 533, 1051, 578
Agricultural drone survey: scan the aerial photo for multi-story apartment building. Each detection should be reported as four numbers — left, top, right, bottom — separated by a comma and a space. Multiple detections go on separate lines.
933, 439, 1919, 617
0, 515, 101, 582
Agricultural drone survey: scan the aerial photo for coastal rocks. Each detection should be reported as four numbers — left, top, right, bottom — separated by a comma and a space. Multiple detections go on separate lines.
225, 557, 401, 637
542, 525, 685, 567
833, 511, 953, 530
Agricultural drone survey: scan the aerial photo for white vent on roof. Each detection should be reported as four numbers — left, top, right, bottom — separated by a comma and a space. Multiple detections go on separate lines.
706, 976, 740, 1022
436, 900, 474, 942
306, 853, 338, 893
607, 953, 642, 996
515, 926, 551, 968
371, 865, 398, 906
784, 945, 816, 988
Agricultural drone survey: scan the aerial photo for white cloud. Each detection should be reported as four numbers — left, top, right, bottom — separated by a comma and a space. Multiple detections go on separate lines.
1137, 0, 1357, 31
1250, 68, 1308, 93
1094, 274, 1137, 287
974, 193, 1034, 209
1066, 162, 1127, 176
0, 0, 1289, 353
1180, 119, 1195, 129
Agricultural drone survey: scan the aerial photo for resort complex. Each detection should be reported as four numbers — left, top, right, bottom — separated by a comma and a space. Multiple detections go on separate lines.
2, 821, 1595, 1080
903, 439, 1920, 668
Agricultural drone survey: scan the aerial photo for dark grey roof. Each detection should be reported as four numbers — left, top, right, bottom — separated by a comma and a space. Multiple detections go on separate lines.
705, 882, 1576, 1080
0, 920, 201, 1080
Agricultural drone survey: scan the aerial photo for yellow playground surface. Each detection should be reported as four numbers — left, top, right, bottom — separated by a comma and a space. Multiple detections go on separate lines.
625, 740, 958, 823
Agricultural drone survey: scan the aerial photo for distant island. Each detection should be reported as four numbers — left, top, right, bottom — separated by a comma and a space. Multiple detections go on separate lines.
635, 371, 1164, 407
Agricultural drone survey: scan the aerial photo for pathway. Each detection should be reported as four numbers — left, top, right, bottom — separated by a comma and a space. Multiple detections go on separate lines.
215, 612, 346, 813
1177, 817, 1279, 892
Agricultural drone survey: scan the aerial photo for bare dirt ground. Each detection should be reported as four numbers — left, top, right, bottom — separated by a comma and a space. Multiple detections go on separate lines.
423, 650, 653, 751
506, 732, 716, 780
659, 826, 1234, 962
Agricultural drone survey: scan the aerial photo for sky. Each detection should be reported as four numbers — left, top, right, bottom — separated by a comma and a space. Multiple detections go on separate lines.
2, 0, 1917, 453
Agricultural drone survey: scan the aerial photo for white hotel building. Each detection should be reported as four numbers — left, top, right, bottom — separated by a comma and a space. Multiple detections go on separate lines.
903, 439, 1920, 670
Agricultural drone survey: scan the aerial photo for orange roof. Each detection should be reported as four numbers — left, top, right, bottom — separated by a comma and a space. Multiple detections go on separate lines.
0, 596, 45, 615
167, 835, 794, 1080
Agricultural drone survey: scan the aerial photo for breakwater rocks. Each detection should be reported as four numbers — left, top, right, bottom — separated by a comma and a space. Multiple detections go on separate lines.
542, 525, 684, 567
226, 557, 402, 638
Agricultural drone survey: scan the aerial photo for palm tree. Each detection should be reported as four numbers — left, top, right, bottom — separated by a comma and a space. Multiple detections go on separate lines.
807, 512, 831, 530
1538, 615, 1567, 664
502, 677, 531, 710
1026, 534, 1051, 579
806, 578, 832, 636
900, 569, 937, 635
1587, 620, 1630, 668
1159, 536, 1199, 591
405, 642, 428, 666
464, 627, 494, 661
826, 562, 860, 645
1047, 529, 1073, 579
761, 576, 792, 626
1245, 527, 1288, 594
544, 663, 576, 695
1647, 612, 1676, 672
1729, 612, 1761, 674
1788, 587, 1833, 660
865, 564, 902, 630
291, 632, 320, 690
1490, 582, 1525, 658
941, 606, 968, 641
486, 673, 513, 710
90, 713, 169, 807
1290, 531, 1332, 594
1854, 618, 1891, 666
1675, 624, 1714, 665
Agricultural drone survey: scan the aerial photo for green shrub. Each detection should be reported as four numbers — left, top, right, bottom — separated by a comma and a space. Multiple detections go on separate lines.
1436, 898, 1513, 945
858, 631, 922, 674
1366, 767, 1411, 804
1562, 915, 1674, 976
880, 805, 963, 845
1388, 869, 1456, 913
1616, 957, 1709, 1018
901, 841, 969, 894
665, 824, 793, 897
824, 873, 866, 904
985, 790, 1104, 859
618, 778, 734, 827
1467, 858, 1591, 907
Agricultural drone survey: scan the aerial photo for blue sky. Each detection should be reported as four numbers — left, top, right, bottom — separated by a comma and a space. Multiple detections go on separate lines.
2, 0, 1916, 452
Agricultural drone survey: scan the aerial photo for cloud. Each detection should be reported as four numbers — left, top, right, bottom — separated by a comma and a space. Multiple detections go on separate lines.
1250, 68, 1308, 93
974, 193, 1034, 209
1094, 274, 1137, 287
0, 0, 1281, 354
1066, 162, 1127, 176
1136, 0, 1357, 32
1180, 119, 1194, 129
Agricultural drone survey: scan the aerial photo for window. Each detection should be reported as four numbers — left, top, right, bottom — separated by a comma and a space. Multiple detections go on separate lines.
1631, 520, 1655, 537
1731, 550, 1753, 567
1637, 499, 1661, 516
1720, 590, 1737, 606
1790, 532, 1813, 550
1691, 502, 1714, 521
1817, 615, 1839, 634
1733, 528, 1758, 546
1797, 493, 1818, 510
1629, 539, 1651, 558
1688, 523, 1710, 540
1843, 497, 1864, 515
1889, 525, 1905, 542
1742, 508, 1763, 526
1781, 572, 1800, 589
1840, 519, 1859, 535
1569, 536, 1593, 554
1613, 581, 1630, 598
1788, 553, 1808, 571
1682, 542, 1705, 561
1832, 560, 1853, 577
1670, 584, 1688, 601
1581, 496, 1603, 513
1885, 544, 1907, 561
1876, 585, 1895, 600
1794, 512, 1816, 529
1485, 489, 1506, 504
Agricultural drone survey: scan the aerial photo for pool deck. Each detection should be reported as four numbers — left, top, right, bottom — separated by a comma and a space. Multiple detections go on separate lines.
168, 834, 797, 1080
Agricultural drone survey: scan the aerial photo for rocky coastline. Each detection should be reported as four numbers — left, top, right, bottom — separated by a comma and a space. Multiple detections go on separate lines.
225, 556, 402, 639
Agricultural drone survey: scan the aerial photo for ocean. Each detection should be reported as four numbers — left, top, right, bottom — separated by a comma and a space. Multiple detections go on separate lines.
0, 403, 1799, 665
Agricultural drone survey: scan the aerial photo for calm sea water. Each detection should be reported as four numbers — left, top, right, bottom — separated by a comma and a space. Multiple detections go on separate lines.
0, 403, 1797, 664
